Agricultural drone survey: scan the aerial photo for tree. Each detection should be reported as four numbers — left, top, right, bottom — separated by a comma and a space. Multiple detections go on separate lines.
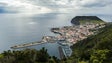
90, 49, 110, 63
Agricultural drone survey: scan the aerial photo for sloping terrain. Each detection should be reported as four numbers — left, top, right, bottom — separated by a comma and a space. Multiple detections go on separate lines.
67, 23, 112, 63
71, 16, 105, 25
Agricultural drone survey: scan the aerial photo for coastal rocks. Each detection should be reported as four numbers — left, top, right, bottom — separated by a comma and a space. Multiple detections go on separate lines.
71, 17, 80, 25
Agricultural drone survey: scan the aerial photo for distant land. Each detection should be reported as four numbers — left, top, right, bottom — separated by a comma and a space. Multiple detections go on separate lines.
71, 16, 105, 25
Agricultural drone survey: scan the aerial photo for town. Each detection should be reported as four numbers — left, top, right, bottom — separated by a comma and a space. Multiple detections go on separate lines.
11, 22, 105, 48
51, 23, 106, 45
11, 22, 106, 59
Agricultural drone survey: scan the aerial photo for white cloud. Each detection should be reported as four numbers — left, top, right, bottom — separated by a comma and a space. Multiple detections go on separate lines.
0, 1, 52, 14
0, 0, 112, 15
79, 0, 112, 7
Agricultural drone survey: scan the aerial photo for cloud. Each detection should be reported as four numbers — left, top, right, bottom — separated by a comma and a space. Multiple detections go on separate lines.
0, 0, 112, 15
0, 2, 17, 13
0, 2, 7, 6
0, 1, 52, 14
79, 0, 112, 7
18, 0, 112, 12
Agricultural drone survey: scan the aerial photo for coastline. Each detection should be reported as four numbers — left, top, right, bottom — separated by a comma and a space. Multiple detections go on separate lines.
11, 23, 105, 49
10, 22, 106, 59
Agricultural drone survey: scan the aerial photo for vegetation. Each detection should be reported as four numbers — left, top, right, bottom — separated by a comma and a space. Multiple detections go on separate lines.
66, 23, 112, 63
80, 20, 104, 24
0, 47, 60, 63
71, 16, 105, 25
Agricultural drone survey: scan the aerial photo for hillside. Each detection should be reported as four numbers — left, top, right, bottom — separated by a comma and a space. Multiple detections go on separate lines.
0, 48, 60, 63
71, 16, 105, 25
66, 23, 112, 63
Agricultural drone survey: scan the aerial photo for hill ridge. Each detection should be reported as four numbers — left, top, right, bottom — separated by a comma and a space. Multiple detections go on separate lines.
71, 16, 105, 25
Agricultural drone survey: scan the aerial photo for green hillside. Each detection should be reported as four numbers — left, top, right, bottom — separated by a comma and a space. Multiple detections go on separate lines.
66, 23, 112, 63
71, 16, 105, 25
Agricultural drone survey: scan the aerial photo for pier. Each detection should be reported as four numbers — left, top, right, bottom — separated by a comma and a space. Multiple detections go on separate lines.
11, 36, 57, 49
58, 45, 72, 59
62, 45, 72, 57
11, 41, 47, 49
58, 41, 72, 58
58, 46, 65, 59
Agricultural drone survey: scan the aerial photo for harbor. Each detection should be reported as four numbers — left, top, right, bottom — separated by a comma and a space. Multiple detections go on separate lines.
10, 22, 105, 59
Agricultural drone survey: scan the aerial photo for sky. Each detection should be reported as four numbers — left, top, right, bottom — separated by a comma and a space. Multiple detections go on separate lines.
0, 0, 112, 18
